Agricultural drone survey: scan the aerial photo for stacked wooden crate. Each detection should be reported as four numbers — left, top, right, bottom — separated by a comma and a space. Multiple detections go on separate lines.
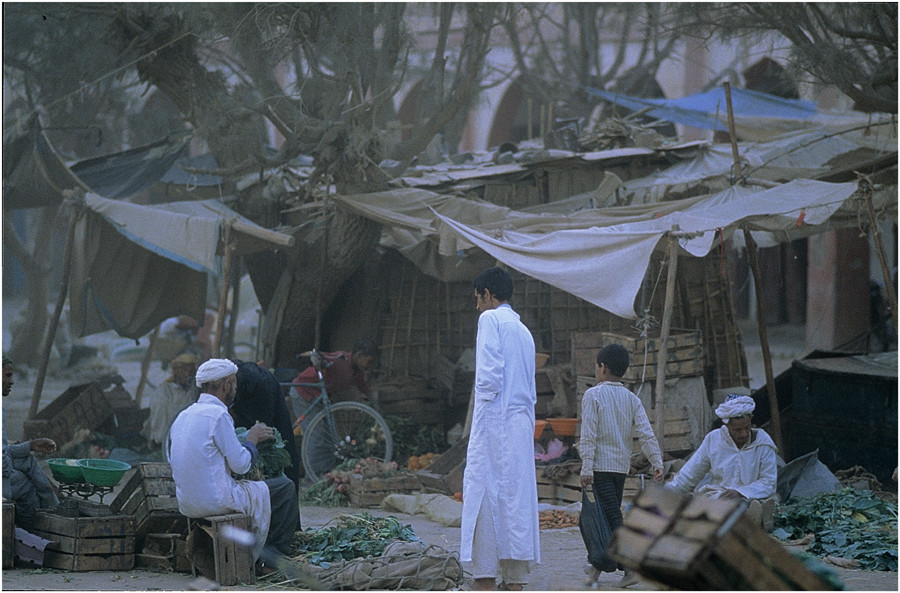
536, 467, 650, 506
375, 378, 446, 426
572, 330, 703, 456
32, 511, 134, 571
109, 463, 186, 548
571, 330, 704, 386
610, 487, 837, 590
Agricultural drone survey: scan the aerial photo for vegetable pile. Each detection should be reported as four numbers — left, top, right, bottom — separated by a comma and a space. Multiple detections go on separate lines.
235, 426, 292, 480
539, 509, 579, 529
771, 487, 898, 571
384, 415, 449, 464
299, 457, 412, 507
289, 513, 419, 566
406, 453, 438, 471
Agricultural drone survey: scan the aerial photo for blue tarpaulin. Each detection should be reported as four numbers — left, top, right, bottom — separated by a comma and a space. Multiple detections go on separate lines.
586, 86, 822, 132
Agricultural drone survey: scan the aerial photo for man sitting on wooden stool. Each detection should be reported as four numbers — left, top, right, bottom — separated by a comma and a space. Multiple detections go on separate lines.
666, 394, 778, 531
2, 356, 59, 530
168, 359, 299, 573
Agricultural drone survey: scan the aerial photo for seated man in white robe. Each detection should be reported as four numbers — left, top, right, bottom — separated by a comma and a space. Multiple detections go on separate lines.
666, 394, 778, 530
142, 353, 199, 451
167, 359, 299, 571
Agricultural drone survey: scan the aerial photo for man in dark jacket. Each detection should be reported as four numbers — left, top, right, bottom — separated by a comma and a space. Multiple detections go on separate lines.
232, 361, 302, 501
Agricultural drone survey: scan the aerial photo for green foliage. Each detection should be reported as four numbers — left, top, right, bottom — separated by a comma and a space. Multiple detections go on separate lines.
298, 479, 350, 508
772, 487, 898, 571
384, 415, 449, 464
235, 426, 292, 479
289, 513, 419, 566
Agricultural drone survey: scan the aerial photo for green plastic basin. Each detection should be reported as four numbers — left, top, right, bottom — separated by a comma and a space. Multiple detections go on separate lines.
77, 459, 131, 487
47, 458, 86, 484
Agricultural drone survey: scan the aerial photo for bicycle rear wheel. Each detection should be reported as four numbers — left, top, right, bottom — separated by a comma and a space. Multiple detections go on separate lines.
300, 401, 393, 483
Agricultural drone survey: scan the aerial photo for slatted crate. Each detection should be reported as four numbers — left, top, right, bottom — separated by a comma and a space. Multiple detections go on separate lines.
23, 383, 113, 446
572, 330, 704, 383
32, 511, 134, 571
610, 487, 837, 590
135, 532, 191, 573
187, 514, 255, 586
108, 462, 186, 545
417, 434, 468, 495
347, 473, 423, 507
537, 471, 648, 506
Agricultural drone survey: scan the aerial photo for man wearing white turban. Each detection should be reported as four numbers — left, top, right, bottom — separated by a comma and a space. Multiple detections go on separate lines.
666, 394, 778, 530
167, 359, 300, 570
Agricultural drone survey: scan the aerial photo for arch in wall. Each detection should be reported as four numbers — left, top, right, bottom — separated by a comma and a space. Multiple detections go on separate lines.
487, 77, 527, 149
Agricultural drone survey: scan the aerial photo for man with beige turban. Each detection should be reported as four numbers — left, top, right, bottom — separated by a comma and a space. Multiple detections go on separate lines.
666, 394, 778, 530
142, 353, 199, 451
167, 359, 300, 570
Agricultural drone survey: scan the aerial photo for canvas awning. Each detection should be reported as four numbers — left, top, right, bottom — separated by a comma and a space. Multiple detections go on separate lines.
333, 177, 894, 319
69, 193, 294, 338
585, 86, 893, 141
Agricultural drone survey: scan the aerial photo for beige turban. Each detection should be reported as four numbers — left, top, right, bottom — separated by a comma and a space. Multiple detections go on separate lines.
171, 353, 198, 366
715, 395, 755, 423
195, 358, 238, 387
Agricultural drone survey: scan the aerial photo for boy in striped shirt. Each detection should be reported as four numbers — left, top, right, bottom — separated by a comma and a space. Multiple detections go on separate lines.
578, 344, 663, 587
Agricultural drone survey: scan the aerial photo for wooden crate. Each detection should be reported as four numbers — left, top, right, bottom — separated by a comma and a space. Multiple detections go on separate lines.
572, 330, 703, 383
31, 511, 134, 571
3, 502, 14, 568
537, 472, 647, 506
23, 383, 113, 446
417, 434, 468, 495
347, 473, 423, 507
187, 514, 255, 586
109, 462, 186, 544
376, 378, 447, 425
610, 487, 837, 590
135, 533, 190, 573
537, 471, 582, 505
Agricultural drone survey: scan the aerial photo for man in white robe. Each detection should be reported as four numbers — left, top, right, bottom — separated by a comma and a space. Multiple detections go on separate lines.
667, 394, 778, 529
142, 353, 199, 450
168, 359, 299, 567
460, 267, 540, 591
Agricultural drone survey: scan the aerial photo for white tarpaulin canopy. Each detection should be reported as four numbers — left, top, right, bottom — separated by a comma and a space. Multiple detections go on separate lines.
70, 193, 294, 338
333, 178, 892, 319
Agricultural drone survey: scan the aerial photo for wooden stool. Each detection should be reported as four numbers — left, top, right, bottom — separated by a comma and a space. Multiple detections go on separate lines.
186, 514, 255, 585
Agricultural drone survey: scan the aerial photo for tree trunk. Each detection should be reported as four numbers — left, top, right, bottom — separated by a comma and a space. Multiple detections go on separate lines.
272, 208, 381, 367
4, 208, 56, 365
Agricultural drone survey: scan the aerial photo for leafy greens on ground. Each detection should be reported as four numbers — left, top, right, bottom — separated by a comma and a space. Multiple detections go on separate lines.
772, 487, 898, 571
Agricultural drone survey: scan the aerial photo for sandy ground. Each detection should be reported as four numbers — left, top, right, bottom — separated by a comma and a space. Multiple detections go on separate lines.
2, 299, 897, 591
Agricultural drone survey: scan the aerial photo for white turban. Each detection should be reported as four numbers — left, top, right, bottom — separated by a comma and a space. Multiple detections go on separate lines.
715, 395, 755, 423
195, 358, 238, 387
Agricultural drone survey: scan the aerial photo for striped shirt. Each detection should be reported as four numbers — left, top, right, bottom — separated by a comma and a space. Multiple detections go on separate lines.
578, 381, 663, 475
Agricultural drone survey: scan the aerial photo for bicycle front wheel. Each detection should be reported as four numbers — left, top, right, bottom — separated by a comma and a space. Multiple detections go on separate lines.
300, 401, 393, 483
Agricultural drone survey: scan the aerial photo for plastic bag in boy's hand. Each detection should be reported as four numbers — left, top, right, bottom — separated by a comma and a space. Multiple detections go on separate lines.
579, 485, 617, 572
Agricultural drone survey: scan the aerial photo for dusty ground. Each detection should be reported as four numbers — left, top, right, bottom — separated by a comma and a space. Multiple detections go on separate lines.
2, 299, 897, 591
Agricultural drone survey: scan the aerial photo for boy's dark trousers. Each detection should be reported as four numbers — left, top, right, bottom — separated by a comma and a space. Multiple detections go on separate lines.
593, 471, 627, 569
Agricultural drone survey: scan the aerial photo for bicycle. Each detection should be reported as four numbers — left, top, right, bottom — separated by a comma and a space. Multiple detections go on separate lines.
280, 350, 393, 483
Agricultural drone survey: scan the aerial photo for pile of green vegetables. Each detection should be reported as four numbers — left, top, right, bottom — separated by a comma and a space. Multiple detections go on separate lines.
235, 426, 292, 480
384, 415, 449, 463
771, 487, 898, 571
289, 513, 419, 566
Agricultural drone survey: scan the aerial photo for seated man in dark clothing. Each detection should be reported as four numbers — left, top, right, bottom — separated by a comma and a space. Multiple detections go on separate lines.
232, 360, 302, 501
